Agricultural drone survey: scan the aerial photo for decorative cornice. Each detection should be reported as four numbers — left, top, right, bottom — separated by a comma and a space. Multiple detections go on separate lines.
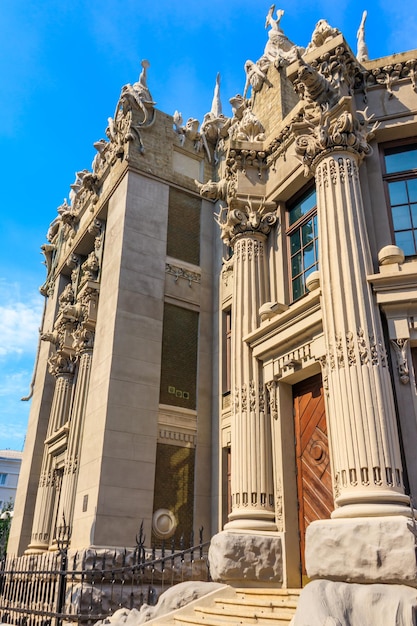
359, 58, 417, 98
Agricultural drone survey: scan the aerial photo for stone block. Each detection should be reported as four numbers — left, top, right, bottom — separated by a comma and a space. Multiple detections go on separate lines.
292, 579, 417, 626
208, 530, 283, 585
306, 516, 417, 586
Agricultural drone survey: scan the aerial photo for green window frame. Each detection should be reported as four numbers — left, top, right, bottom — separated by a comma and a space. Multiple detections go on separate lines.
287, 187, 318, 302
383, 142, 417, 256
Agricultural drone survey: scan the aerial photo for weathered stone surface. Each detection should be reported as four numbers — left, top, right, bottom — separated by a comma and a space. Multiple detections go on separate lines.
292, 579, 417, 626
306, 516, 417, 585
93, 581, 224, 626
208, 531, 283, 584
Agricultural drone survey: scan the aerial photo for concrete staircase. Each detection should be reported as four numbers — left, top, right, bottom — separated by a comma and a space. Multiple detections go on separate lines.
164, 587, 301, 626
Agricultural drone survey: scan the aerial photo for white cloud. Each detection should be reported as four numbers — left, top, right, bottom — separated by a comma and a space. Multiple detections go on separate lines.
0, 280, 44, 358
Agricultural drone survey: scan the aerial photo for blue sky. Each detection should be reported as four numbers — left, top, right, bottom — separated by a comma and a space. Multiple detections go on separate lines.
1, 0, 416, 451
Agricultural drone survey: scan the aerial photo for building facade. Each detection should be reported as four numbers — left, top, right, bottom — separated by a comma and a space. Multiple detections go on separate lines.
8, 8, 417, 622
0, 450, 22, 511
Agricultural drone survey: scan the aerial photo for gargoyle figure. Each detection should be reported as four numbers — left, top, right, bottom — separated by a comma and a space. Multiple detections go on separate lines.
294, 56, 337, 107
194, 178, 229, 202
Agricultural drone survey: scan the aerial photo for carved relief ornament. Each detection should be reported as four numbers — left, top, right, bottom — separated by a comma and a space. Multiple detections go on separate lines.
214, 197, 277, 247
390, 339, 410, 385
293, 100, 379, 176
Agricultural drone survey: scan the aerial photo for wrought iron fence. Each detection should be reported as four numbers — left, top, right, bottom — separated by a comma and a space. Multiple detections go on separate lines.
0, 524, 210, 626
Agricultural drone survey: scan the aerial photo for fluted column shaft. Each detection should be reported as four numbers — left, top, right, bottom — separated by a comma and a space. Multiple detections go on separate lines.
226, 233, 275, 530
316, 150, 408, 517
55, 348, 93, 533
28, 372, 74, 551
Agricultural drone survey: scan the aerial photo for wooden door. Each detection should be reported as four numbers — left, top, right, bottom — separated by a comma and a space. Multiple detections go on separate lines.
293, 374, 333, 574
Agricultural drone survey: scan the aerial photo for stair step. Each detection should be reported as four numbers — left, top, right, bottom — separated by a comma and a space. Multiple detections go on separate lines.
234, 588, 300, 601
195, 604, 295, 620
215, 597, 298, 610
175, 613, 293, 626
172, 588, 299, 626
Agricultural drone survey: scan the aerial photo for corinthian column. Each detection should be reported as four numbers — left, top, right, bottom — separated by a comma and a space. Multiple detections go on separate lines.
222, 198, 277, 531
55, 330, 94, 536
27, 354, 75, 552
295, 102, 409, 518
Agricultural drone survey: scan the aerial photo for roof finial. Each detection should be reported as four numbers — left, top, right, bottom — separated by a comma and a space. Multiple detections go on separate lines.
210, 73, 222, 117
357, 10, 369, 62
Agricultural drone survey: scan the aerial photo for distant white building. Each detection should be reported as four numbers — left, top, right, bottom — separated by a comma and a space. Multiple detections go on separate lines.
0, 450, 22, 510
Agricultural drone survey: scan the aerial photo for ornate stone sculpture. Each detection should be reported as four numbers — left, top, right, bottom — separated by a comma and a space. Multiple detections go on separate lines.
214, 197, 277, 247
293, 57, 337, 107
356, 10, 369, 63
294, 104, 378, 175
390, 339, 410, 384
243, 7, 300, 97
305, 19, 340, 53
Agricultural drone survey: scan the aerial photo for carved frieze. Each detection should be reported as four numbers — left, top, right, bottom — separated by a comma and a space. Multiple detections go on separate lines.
165, 263, 201, 286
327, 329, 387, 371
358, 58, 417, 98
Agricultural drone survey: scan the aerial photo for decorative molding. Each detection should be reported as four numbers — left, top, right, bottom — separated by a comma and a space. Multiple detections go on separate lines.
361, 58, 417, 97
165, 263, 201, 286
327, 329, 387, 371
274, 342, 313, 379
266, 381, 278, 420
158, 430, 196, 446
390, 338, 410, 385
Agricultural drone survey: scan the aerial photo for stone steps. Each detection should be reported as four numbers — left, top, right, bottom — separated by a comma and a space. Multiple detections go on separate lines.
172, 588, 300, 626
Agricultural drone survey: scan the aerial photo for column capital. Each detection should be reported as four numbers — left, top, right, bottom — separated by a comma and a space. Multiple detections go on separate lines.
216, 196, 277, 247
292, 97, 378, 176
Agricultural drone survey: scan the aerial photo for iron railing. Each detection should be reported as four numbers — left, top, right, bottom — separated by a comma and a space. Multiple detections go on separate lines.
0, 524, 210, 626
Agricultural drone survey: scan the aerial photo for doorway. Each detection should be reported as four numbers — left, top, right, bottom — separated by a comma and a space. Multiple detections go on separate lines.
293, 374, 333, 575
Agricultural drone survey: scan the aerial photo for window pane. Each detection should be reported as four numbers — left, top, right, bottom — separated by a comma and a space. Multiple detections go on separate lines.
298, 189, 317, 216
302, 220, 314, 246
290, 231, 301, 254
392, 205, 412, 231
305, 265, 317, 282
395, 230, 416, 256
289, 205, 303, 225
385, 145, 417, 173
291, 253, 302, 278
303, 243, 315, 270
388, 181, 408, 205
412, 204, 417, 227
292, 276, 304, 301
289, 189, 316, 225
407, 178, 417, 203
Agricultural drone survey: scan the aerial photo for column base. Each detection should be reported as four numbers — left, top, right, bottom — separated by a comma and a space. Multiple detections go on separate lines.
25, 541, 50, 554
305, 516, 417, 586
208, 530, 283, 586
224, 519, 277, 532
333, 489, 410, 518
225, 508, 277, 532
